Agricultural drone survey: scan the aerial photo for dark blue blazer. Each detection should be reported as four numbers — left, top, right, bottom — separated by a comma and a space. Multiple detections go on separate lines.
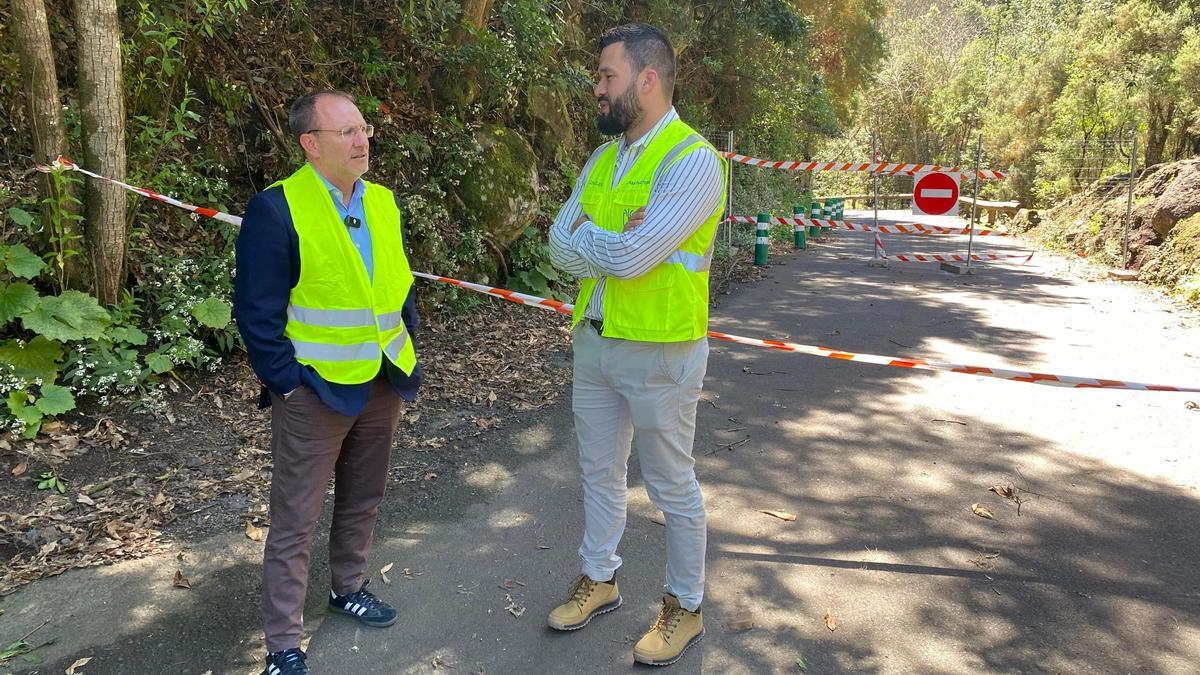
233, 185, 422, 417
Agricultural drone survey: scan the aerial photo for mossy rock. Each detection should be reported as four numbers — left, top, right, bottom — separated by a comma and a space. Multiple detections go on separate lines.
1150, 160, 1200, 238
458, 125, 540, 247
527, 85, 575, 164
1142, 212, 1200, 299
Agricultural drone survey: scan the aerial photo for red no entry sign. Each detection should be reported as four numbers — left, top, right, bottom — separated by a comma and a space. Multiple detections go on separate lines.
912, 171, 959, 216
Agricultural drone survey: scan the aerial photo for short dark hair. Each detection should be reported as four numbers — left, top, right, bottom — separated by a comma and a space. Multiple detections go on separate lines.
598, 23, 676, 99
288, 90, 355, 143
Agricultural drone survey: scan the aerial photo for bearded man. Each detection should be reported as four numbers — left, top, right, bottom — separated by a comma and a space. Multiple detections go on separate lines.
545, 22, 727, 667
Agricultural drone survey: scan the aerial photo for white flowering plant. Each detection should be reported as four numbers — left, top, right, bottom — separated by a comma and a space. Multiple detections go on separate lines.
0, 234, 235, 438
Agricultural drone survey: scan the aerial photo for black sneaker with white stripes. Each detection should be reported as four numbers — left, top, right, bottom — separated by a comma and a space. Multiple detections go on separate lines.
262, 648, 308, 675
329, 579, 398, 627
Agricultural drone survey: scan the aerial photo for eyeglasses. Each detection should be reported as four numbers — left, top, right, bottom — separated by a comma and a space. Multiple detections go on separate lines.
304, 124, 375, 139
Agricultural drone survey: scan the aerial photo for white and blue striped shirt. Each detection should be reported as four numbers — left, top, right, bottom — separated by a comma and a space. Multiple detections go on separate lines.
548, 107, 725, 321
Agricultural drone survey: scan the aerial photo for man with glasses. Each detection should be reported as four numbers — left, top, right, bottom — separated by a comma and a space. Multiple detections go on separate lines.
234, 90, 421, 675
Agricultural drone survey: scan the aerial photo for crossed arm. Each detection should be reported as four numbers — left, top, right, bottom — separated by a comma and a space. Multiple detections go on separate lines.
548, 148, 724, 281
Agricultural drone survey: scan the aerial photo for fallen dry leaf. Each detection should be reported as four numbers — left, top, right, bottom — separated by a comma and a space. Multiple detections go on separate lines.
230, 469, 256, 483
66, 656, 93, 674
824, 609, 837, 632
968, 551, 1001, 569
726, 614, 755, 631
245, 521, 265, 542
1186, 401, 1199, 410
75, 493, 96, 506
505, 593, 525, 617
55, 435, 80, 453
760, 510, 797, 522
499, 579, 526, 590
173, 569, 191, 589
971, 503, 995, 520
11, 461, 27, 477
152, 491, 167, 507
989, 484, 1015, 499
380, 562, 394, 584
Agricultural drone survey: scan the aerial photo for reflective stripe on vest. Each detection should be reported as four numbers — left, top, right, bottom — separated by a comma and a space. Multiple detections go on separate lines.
376, 309, 406, 333
292, 340, 381, 363
664, 248, 713, 273
654, 133, 704, 183
287, 305, 376, 328
384, 331, 410, 362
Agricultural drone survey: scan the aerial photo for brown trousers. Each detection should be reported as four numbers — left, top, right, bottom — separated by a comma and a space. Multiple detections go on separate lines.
262, 379, 402, 652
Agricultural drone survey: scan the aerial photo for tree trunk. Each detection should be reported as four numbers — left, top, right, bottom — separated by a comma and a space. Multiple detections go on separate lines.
460, 0, 494, 30
72, 0, 127, 305
11, 0, 82, 289
1143, 98, 1173, 168
562, 0, 584, 53
437, 0, 496, 108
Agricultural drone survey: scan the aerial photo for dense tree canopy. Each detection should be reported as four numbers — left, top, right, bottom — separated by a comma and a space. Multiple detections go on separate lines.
862, 0, 1199, 205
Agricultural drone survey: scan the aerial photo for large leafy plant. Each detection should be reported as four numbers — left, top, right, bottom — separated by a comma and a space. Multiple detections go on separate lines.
0, 227, 233, 438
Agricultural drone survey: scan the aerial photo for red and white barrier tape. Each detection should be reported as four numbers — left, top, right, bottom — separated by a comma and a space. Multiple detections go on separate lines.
886, 251, 1034, 264
728, 215, 1013, 237
872, 234, 1032, 265
413, 274, 1197, 392
721, 153, 1007, 181
411, 272, 572, 315
35, 158, 1199, 392
37, 157, 244, 226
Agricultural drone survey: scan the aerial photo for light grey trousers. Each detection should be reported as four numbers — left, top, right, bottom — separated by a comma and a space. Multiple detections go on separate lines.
571, 322, 709, 611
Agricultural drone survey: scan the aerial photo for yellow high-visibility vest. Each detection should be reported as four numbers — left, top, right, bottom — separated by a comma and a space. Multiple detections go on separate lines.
274, 163, 417, 383
572, 120, 726, 341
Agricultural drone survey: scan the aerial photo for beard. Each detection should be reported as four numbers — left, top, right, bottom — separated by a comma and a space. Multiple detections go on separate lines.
596, 84, 642, 136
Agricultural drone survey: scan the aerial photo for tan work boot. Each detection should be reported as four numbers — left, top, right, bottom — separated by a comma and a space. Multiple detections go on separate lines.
547, 574, 622, 630
633, 594, 704, 666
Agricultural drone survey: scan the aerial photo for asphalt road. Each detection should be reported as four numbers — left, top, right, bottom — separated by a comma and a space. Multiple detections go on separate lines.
306, 211, 1200, 673
4, 210, 1199, 674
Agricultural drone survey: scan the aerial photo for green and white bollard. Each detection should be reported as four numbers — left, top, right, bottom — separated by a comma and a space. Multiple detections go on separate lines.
835, 198, 844, 221
809, 200, 821, 239
755, 213, 770, 265
821, 199, 833, 235
792, 205, 806, 249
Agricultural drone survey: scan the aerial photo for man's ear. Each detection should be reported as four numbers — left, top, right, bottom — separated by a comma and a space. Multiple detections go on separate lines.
641, 68, 658, 95
299, 133, 319, 157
